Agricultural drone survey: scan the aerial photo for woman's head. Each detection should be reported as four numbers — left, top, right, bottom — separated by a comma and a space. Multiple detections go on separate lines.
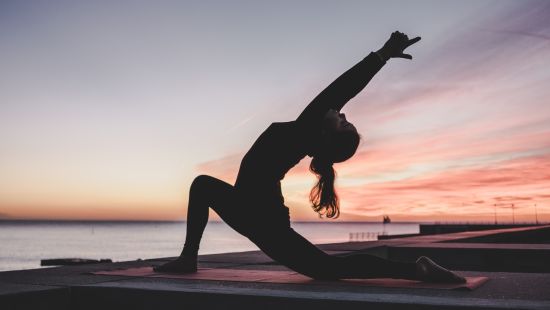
309, 109, 361, 219
322, 109, 357, 134
319, 109, 360, 163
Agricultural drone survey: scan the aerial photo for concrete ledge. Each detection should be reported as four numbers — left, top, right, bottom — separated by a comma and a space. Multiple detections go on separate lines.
384, 226, 550, 272
71, 280, 550, 310
0, 283, 70, 310
420, 224, 545, 235
388, 244, 550, 272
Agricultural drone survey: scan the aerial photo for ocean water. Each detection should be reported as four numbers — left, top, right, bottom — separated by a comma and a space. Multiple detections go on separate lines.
0, 221, 418, 271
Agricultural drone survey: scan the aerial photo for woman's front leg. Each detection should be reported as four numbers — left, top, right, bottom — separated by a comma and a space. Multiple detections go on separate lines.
154, 175, 248, 273
154, 175, 226, 273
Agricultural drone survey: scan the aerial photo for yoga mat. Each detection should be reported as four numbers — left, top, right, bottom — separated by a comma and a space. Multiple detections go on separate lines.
94, 267, 488, 291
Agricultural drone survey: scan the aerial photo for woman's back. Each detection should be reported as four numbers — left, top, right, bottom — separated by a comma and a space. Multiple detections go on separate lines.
234, 121, 313, 202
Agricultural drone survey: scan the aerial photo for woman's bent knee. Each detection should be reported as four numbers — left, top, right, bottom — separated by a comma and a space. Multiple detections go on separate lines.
191, 175, 217, 190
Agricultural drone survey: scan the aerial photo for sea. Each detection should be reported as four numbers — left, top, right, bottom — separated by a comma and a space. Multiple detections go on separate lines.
0, 221, 419, 272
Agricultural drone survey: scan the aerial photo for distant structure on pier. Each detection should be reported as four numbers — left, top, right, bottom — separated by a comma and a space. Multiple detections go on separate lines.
383, 215, 391, 224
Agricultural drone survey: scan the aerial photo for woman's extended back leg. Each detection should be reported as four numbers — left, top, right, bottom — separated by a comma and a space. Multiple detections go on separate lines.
253, 227, 418, 281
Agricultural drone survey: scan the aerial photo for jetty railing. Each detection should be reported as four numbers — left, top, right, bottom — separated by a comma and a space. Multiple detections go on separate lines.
349, 231, 387, 242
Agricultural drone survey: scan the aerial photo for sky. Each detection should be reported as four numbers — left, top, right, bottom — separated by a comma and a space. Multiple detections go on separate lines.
1, 0, 549, 222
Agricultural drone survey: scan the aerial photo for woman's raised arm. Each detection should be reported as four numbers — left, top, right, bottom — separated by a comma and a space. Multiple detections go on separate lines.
296, 31, 420, 125
296, 52, 386, 125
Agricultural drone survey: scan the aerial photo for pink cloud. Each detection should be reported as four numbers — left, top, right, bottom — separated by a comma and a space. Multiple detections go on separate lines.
337, 154, 550, 219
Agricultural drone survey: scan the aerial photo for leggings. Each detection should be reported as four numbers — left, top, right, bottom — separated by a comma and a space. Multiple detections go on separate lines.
181, 175, 417, 280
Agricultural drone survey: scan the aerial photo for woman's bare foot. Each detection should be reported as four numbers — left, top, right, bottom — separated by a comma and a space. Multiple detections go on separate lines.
153, 255, 197, 273
415, 256, 466, 283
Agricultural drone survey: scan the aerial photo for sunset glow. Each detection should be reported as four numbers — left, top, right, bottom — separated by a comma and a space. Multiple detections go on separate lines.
1, 0, 549, 221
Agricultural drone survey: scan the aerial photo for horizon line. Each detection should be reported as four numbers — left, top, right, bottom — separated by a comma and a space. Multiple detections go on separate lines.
1, 219, 548, 225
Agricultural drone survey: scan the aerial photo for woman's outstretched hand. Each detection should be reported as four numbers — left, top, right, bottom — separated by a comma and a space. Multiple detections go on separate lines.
376, 31, 421, 61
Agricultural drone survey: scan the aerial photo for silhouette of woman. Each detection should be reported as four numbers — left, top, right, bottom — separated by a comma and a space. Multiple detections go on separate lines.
155, 31, 465, 283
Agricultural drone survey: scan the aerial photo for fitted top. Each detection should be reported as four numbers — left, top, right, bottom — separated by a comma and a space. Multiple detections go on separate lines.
234, 52, 386, 211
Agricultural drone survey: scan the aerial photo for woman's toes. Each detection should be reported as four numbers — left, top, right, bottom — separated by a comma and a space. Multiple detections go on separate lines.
415, 256, 464, 283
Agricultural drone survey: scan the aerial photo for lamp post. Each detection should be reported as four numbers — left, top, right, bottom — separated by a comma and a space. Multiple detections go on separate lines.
512, 203, 515, 225
535, 203, 539, 225
493, 203, 497, 225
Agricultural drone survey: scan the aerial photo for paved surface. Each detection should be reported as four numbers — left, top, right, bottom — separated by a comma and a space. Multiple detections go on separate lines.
1, 225, 550, 310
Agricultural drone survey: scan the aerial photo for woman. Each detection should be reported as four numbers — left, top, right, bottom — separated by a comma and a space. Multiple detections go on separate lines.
155, 31, 465, 283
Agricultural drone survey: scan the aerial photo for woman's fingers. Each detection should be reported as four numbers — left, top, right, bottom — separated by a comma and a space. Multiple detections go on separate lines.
400, 36, 421, 59
397, 53, 413, 60
407, 36, 421, 47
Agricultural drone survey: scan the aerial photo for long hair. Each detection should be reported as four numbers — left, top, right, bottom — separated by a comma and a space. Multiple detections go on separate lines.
309, 130, 360, 219
310, 156, 339, 218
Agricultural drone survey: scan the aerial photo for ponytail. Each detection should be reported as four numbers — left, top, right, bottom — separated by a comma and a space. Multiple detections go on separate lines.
309, 156, 340, 219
